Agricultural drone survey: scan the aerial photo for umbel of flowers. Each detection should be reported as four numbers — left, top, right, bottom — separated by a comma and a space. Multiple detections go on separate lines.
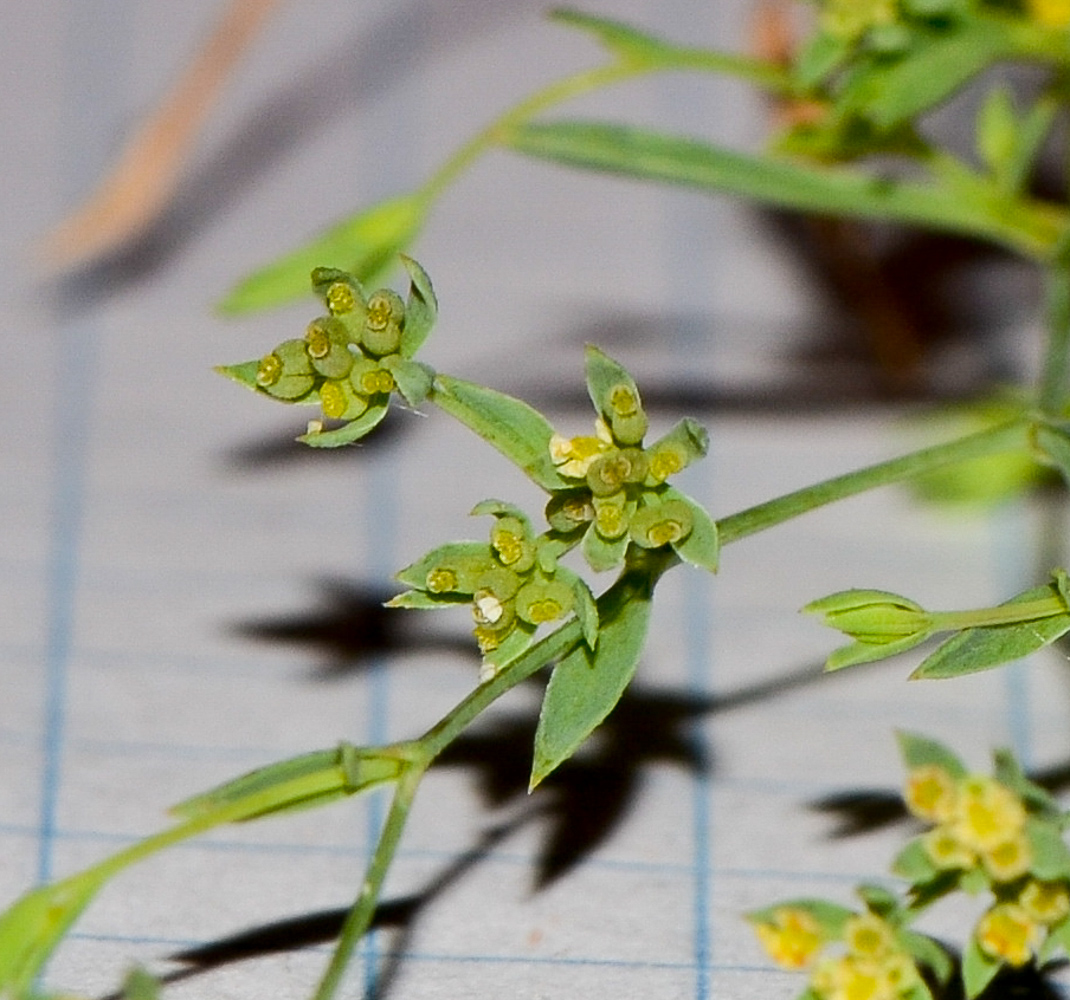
750, 732, 1070, 999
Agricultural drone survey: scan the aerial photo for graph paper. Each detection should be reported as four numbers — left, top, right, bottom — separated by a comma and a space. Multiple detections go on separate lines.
3, 2, 1067, 998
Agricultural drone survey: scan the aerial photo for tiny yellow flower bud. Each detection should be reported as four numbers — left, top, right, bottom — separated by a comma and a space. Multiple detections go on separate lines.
587, 451, 642, 497
921, 825, 974, 871
975, 903, 1041, 966
593, 494, 630, 540
904, 764, 958, 823
515, 578, 574, 625
752, 907, 823, 970
490, 517, 535, 573
426, 568, 459, 593
1020, 879, 1070, 925
319, 379, 369, 421
305, 317, 354, 379
953, 776, 1026, 852
326, 281, 358, 315
982, 835, 1032, 883
646, 444, 685, 484
608, 383, 640, 418
843, 913, 895, 960
362, 289, 405, 356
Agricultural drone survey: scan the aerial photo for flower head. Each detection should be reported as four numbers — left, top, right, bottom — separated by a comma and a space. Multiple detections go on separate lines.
975, 903, 1042, 967
753, 907, 824, 970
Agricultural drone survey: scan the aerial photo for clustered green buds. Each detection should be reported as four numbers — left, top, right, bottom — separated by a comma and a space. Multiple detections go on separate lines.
544, 346, 718, 574
219, 256, 437, 447
389, 501, 598, 680
751, 732, 1070, 999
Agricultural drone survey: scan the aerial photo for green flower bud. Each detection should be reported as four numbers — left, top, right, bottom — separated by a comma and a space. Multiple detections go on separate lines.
349, 356, 395, 397
545, 490, 594, 533
305, 317, 355, 378
593, 493, 631, 540
311, 267, 366, 316
490, 516, 536, 573
515, 578, 574, 625
586, 448, 646, 497
362, 289, 405, 356
803, 590, 932, 644
256, 339, 315, 400
319, 379, 369, 421
605, 383, 648, 445
629, 499, 694, 548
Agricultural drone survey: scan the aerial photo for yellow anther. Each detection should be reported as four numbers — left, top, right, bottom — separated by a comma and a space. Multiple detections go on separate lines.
648, 448, 684, 483
320, 381, 348, 419
609, 384, 639, 417
256, 353, 282, 387
426, 568, 458, 593
306, 322, 332, 359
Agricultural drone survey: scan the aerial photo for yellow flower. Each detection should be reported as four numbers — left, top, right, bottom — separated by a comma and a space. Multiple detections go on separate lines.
921, 825, 974, 871
810, 954, 899, 1000
549, 421, 613, 478
975, 903, 1042, 967
1020, 879, 1070, 925
753, 907, 824, 970
1028, 0, 1070, 28
952, 776, 1026, 852
981, 835, 1032, 884
904, 764, 958, 823
843, 913, 895, 960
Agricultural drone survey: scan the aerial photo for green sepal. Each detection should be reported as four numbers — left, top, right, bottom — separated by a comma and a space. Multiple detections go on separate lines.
399, 254, 437, 358
662, 486, 719, 572
385, 589, 471, 610
215, 360, 262, 392
891, 838, 940, 885
432, 375, 570, 491
530, 572, 652, 788
1026, 817, 1070, 881
899, 928, 954, 986
382, 355, 435, 406
1040, 912, 1070, 962
394, 540, 495, 594
297, 400, 390, 447
582, 522, 630, 572
219, 192, 429, 315
169, 743, 404, 823
823, 631, 930, 671
961, 933, 1001, 1000
911, 582, 1070, 679
856, 883, 902, 922
896, 730, 968, 779
0, 868, 110, 997
745, 897, 855, 937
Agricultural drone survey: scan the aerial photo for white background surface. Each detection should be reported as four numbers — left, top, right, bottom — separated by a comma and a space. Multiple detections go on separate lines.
1, 2, 1065, 998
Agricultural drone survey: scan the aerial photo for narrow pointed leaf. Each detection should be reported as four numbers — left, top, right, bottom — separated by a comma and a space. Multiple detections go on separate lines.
582, 524, 629, 572
961, 934, 1000, 999
382, 356, 435, 406
505, 121, 1061, 258
399, 254, 437, 357
431, 375, 569, 491
531, 574, 652, 788
896, 731, 967, 778
220, 193, 428, 315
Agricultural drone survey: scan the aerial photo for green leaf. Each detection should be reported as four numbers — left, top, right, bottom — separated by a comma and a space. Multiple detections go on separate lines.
961, 933, 1001, 999
431, 375, 570, 491
891, 838, 939, 884
841, 19, 1015, 129
856, 883, 901, 921
977, 86, 1019, 184
297, 400, 390, 447
170, 743, 404, 823
1041, 912, 1070, 962
399, 254, 437, 358
794, 29, 852, 89
993, 747, 1061, 817
899, 929, 954, 985
385, 589, 470, 610
662, 487, 719, 572
215, 359, 262, 392
505, 120, 1061, 259
219, 193, 429, 315
0, 870, 108, 996
549, 8, 675, 64
582, 523, 629, 572
554, 564, 599, 649
896, 730, 968, 778
825, 631, 930, 671
911, 583, 1070, 679
530, 571, 653, 787
1034, 422, 1070, 488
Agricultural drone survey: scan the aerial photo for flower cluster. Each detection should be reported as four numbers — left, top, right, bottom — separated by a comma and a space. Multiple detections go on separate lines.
219, 257, 437, 447
895, 735, 1070, 986
544, 346, 717, 575
389, 500, 598, 680
750, 894, 943, 1000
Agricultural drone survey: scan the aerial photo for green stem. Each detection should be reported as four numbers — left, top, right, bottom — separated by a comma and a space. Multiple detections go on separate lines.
1040, 264, 1070, 416
717, 419, 1032, 545
929, 596, 1068, 632
313, 766, 424, 1000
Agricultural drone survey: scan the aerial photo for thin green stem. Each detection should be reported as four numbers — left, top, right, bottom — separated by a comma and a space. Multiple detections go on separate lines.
313, 767, 424, 1000
929, 596, 1068, 632
717, 419, 1032, 545
1040, 264, 1070, 416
